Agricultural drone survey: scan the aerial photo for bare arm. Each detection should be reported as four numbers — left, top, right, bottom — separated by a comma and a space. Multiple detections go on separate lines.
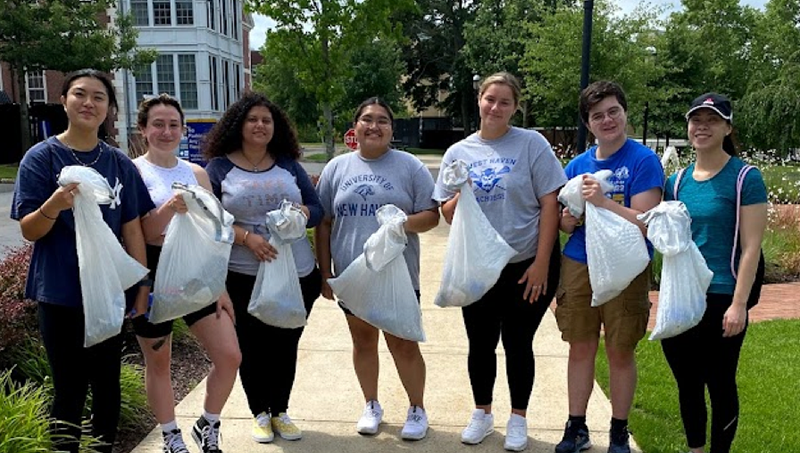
315, 216, 334, 300
440, 193, 460, 225
20, 183, 79, 241
519, 191, 560, 303
732, 203, 768, 307
405, 208, 439, 233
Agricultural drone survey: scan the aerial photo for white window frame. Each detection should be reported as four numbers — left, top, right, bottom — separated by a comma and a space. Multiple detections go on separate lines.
26, 71, 47, 103
178, 54, 198, 109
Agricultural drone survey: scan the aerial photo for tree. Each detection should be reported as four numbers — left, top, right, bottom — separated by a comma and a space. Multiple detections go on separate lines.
738, 0, 800, 154
247, 0, 411, 159
519, 0, 661, 151
396, 0, 480, 135
0, 0, 156, 151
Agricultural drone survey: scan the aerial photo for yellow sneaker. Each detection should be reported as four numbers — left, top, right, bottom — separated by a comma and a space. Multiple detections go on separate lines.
271, 412, 302, 440
252, 412, 274, 443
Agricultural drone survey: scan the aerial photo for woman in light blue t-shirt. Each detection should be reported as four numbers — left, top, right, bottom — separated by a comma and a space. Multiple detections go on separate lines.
662, 93, 767, 453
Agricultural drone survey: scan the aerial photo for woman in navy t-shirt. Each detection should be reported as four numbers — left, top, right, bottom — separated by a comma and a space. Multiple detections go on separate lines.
11, 69, 153, 453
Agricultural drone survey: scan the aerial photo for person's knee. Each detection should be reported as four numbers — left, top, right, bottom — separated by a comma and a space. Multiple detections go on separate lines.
214, 343, 242, 372
569, 340, 599, 362
606, 346, 635, 369
142, 343, 172, 376
386, 336, 422, 362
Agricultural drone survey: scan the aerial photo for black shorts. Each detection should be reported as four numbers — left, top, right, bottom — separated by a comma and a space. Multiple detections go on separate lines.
338, 290, 422, 317
130, 244, 220, 339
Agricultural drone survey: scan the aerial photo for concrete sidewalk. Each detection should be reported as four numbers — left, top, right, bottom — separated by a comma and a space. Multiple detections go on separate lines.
131, 222, 640, 453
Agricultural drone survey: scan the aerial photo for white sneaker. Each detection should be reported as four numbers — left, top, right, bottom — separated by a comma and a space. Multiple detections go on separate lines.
356, 400, 383, 435
401, 406, 429, 440
504, 414, 528, 451
461, 408, 494, 445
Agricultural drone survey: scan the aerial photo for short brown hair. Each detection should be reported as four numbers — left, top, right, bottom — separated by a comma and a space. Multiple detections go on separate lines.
579, 81, 628, 124
137, 93, 185, 128
478, 72, 522, 108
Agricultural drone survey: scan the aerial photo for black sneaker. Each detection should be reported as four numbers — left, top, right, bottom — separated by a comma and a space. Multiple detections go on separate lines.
607, 427, 631, 453
555, 420, 592, 453
192, 416, 223, 453
162, 429, 190, 453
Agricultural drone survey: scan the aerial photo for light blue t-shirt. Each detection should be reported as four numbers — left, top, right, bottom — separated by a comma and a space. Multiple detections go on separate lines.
316, 149, 437, 291
433, 127, 567, 262
665, 157, 767, 295
562, 138, 664, 264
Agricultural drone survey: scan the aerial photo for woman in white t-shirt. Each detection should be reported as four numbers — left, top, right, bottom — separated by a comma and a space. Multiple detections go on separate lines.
133, 94, 241, 453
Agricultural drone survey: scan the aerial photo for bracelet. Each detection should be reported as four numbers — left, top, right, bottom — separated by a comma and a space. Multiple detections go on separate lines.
242, 230, 250, 246
38, 207, 57, 221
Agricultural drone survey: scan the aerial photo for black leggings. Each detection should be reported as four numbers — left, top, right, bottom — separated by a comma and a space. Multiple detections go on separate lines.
227, 267, 321, 416
461, 246, 560, 410
38, 302, 122, 453
661, 293, 748, 453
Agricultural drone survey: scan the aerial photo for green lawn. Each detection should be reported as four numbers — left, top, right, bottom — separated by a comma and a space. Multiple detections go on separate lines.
303, 153, 329, 163
0, 164, 19, 180
595, 319, 799, 453
405, 147, 445, 155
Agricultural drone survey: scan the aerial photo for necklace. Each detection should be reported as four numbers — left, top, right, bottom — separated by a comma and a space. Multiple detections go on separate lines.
241, 151, 268, 171
62, 137, 102, 167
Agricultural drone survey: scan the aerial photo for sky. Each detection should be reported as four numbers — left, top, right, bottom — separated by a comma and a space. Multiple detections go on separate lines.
248, 0, 769, 50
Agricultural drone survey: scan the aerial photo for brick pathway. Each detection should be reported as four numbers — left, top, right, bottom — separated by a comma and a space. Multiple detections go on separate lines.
647, 282, 800, 329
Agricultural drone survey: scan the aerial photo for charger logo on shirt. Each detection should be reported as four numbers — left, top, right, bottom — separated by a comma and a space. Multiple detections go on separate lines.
470, 165, 511, 193
354, 184, 375, 201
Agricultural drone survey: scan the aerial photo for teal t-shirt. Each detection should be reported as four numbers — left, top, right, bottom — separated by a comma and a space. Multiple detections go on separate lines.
665, 157, 767, 295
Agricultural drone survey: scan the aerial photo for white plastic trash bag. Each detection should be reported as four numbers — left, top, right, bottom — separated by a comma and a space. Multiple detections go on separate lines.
558, 170, 613, 217
434, 160, 516, 307
151, 183, 234, 324
638, 201, 712, 340
582, 172, 649, 306
248, 200, 308, 329
328, 204, 425, 342
58, 166, 149, 347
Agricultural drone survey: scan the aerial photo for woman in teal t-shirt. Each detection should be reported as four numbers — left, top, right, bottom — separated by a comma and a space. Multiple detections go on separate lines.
662, 93, 767, 453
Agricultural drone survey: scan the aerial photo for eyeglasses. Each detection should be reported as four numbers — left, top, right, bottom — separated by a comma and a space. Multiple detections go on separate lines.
358, 116, 392, 128
589, 107, 624, 124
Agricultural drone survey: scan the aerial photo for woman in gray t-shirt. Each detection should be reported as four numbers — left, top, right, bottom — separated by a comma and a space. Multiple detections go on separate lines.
316, 98, 439, 440
434, 72, 566, 451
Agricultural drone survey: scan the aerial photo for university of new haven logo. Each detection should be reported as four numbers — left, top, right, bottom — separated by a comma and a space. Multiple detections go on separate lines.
469, 165, 512, 193
354, 184, 375, 201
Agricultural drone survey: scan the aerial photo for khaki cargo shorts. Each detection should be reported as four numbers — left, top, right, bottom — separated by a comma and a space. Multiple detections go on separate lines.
555, 256, 651, 350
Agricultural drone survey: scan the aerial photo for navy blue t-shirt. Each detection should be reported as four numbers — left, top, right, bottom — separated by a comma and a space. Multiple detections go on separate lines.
11, 137, 155, 307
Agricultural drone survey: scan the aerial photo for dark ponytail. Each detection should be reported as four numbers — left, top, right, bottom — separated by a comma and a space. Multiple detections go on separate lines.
723, 130, 738, 156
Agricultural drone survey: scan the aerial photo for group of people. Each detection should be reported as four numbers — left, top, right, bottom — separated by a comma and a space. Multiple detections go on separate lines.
12, 68, 766, 453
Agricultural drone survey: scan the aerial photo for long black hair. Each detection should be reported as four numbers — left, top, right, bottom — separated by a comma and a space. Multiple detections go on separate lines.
203, 92, 301, 161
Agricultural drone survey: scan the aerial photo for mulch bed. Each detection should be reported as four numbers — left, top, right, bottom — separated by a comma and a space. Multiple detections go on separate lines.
113, 330, 212, 453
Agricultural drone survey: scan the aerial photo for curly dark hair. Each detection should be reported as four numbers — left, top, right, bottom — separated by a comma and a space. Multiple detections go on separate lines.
203, 92, 301, 161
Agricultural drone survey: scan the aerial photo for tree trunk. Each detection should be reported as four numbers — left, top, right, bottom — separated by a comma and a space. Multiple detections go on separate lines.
16, 67, 31, 153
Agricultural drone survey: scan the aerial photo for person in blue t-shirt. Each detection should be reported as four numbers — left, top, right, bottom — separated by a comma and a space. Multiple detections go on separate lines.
555, 81, 664, 453
11, 69, 153, 453
661, 94, 767, 453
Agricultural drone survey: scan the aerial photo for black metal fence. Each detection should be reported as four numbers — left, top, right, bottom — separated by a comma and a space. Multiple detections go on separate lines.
0, 103, 69, 164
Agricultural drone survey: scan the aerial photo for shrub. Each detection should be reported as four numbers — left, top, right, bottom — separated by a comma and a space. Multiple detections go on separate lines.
0, 369, 53, 452
0, 244, 36, 355
763, 205, 800, 282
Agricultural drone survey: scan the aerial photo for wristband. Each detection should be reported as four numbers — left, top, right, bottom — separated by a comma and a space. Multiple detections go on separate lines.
38, 207, 57, 221
138, 278, 154, 288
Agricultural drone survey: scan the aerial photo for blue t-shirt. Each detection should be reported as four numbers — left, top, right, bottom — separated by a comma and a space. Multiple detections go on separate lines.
11, 137, 155, 307
206, 155, 323, 277
665, 157, 767, 295
562, 138, 664, 263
